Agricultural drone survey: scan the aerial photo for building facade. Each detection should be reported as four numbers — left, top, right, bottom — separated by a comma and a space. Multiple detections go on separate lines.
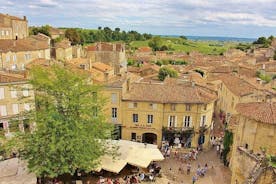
0, 14, 28, 40
86, 42, 127, 75
230, 102, 276, 184
0, 38, 50, 71
0, 72, 34, 136
120, 79, 217, 148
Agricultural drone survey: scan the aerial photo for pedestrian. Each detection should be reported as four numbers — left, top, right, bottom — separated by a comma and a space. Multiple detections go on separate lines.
187, 162, 191, 175
196, 165, 201, 177
204, 163, 208, 173
166, 148, 171, 158
216, 144, 220, 156
192, 175, 197, 184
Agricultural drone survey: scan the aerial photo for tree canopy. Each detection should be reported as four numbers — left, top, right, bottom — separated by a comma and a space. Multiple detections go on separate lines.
29, 25, 51, 37
158, 66, 178, 81
15, 64, 114, 179
62, 27, 152, 45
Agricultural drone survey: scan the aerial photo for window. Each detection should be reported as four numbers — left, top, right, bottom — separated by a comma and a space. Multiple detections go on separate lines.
203, 104, 207, 110
128, 102, 137, 108
200, 115, 206, 127
13, 55, 17, 62
1, 30, 4, 36
112, 108, 117, 118
24, 53, 31, 61
184, 116, 192, 127
131, 133, 136, 141
12, 104, 19, 114
10, 87, 17, 98
0, 88, 4, 99
24, 103, 30, 111
23, 88, 29, 97
171, 104, 176, 111
6, 55, 10, 62
186, 104, 191, 111
111, 93, 117, 104
149, 103, 157, 110
6, 30, 9, 36
0, 105, 7, 116
147, 115, 153, 124
168, 115, 176, 127
132, 114, 138, 123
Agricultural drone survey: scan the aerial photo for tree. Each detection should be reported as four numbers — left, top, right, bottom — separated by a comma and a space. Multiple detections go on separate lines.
179, 36, 187, 40
29, 25, 51, 37
65, 28, 81, 45
158, 66, 178, 81
148, 36, 163, 51
17, 64, 114, 181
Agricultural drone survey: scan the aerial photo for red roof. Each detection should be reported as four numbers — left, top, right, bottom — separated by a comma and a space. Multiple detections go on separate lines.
137, 47, 152, 53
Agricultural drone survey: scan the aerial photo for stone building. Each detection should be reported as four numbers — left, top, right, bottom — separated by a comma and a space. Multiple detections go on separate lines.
0, 38, 50, 71
0, 72, 34, 136
230, 102, 276, 184
120, 78, 217, 148
0, 13, 28, 40
86, 42, 127, 75
208, 73, 268, 118
48, 27, 64, 39
53, 39, 72, 61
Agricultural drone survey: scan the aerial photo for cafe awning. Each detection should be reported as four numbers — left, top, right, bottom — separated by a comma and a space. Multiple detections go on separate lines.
95, 140, 164, 173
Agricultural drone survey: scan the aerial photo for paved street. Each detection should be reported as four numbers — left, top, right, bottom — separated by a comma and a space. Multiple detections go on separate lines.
159, 148, 231, 184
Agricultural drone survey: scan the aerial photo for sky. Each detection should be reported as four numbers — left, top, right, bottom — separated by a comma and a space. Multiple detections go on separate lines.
1, 0, 276, 38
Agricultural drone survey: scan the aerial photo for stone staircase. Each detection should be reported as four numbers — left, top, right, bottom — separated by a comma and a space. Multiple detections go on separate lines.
244, 156, 268, 184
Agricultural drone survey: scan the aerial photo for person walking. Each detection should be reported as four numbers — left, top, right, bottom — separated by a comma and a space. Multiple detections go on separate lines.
192, 175, 197, 184
187, 162, 191, 175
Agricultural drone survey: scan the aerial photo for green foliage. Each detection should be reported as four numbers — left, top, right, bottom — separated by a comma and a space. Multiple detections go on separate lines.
148, 36, 163, 51
131, 37, 235, 55
179, 36, 187, 40
16, 65, 114, 178
222, 130, 233, 166
253, 36, 275, 48
29, 25, 51, 37
158, 66, 178, 81
274, 51, 276, 60
62, 27, 152, 45
235, 43, 251, 51
127, 59, 135, 66
65, 28, 81, 45
256, 71, 272, 83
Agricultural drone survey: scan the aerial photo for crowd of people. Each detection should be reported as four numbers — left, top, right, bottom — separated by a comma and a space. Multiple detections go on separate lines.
96, 163, 162, 184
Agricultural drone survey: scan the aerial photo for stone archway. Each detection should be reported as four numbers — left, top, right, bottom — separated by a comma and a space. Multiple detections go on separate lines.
142, 133, 157, 144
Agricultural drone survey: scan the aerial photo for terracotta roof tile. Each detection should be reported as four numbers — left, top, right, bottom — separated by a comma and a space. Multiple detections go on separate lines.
137, 47, 152, 53
236, 102, 276, 124
55, 39, 71, 49
0, 13, 26, 21
0, 38, 49, 53
92, 62, 112, 72
210, 74, 256, 96
0, 72, 26, 83
123, 80, 217, 103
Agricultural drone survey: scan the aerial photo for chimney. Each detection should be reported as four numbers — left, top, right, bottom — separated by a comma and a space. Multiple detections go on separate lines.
23, 16, 26, 21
